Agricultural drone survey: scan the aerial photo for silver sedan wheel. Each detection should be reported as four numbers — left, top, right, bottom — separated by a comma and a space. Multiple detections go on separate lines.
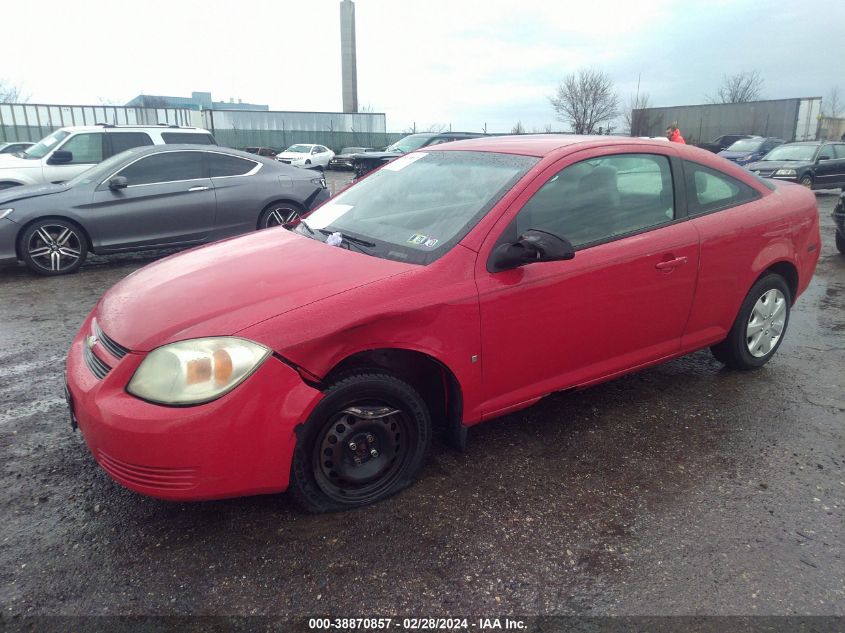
264, 207, 300, 228
27, 225, 82, 272
746, 288, 787, 357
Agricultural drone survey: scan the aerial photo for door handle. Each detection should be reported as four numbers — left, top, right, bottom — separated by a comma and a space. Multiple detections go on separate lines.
655, 256, 688, 271
188, 186, 209, 192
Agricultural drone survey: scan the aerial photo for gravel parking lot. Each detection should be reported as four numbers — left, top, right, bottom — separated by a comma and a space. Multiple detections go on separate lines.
0, 181, 842, 619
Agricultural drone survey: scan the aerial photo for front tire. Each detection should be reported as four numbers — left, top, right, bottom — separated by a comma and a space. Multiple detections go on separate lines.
710, 274, 791, 370
19, 219, 88, 276
289, 371, 431, 513
800, 174, 814, 188
836, 230, 845, 255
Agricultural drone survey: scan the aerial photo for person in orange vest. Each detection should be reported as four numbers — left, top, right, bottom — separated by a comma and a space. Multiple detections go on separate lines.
666, 123, 686, 144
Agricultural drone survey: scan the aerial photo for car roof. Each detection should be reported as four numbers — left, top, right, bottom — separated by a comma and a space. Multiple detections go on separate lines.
428, 134, 681, 157
55, 125, 210, 133
120, 143, 276, 163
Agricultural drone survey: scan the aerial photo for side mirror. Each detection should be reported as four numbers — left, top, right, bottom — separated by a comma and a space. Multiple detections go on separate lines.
489, 229, 575, 273
108, 176, 128, 190
48, 150, 73, 165
819, 154, 833, 162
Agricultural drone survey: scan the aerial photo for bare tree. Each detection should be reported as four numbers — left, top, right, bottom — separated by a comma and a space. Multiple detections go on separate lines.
511, 121, 525, 134
625, 91, 655, 136
0, 77, 27, 103
359, 103, 375, 113
425, 123, 448, 133
709, 71, 764, 104
823, 87, 843, 118
549, 69, 619, 135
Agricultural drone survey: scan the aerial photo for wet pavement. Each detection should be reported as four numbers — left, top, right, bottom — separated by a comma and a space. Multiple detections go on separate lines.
0, 183, 842, 618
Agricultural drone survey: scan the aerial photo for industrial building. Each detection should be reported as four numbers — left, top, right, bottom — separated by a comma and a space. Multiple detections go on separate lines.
125, 91, 269, 111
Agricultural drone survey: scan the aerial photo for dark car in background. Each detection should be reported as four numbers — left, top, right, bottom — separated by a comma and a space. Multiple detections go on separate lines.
351, 132, 486, 178
0, 145, 329, 275
328, 146, 374, 170
698, 134, 753, 153
833, 192, 845, 254
746, 141, 845, 190
243, 147, 281, 158
718, 136, 784, 166
0, 142, 34, 155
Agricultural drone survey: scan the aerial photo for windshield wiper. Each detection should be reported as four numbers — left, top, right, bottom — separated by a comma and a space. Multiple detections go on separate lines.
317, 229, 376, 253
298, 219, 316, 234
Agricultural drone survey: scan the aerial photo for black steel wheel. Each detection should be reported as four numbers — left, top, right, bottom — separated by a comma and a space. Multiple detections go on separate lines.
290, 371, 431, 513
19, 219, 88, 275
259, 202, 303, 229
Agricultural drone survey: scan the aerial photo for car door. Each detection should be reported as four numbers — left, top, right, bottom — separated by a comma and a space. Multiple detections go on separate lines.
42, 132, 105, 184
311, 145, 329, 167
475, 148, 700, 418
87, 150, 216, 251
813, 144, 839, 188
205, 151, 263, 237
830, 144, 845, 187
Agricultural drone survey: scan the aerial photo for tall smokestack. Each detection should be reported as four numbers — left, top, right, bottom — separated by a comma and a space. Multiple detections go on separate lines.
340, 0, 358, 113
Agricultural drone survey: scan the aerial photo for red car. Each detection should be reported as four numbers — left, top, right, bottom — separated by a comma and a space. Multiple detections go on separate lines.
65, 136, 820, 512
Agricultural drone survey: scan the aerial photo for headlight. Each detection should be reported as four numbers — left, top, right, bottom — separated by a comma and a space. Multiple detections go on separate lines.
127, 337, 271, 405
310, 176, 327, 189
774, 169, 797, 176
0, 208, 13, 220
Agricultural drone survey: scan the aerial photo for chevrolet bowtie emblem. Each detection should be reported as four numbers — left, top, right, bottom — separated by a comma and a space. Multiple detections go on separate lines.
86, 335, 98, 349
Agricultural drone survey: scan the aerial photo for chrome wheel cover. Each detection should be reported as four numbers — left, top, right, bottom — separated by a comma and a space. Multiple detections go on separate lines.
746, 288, 786, 357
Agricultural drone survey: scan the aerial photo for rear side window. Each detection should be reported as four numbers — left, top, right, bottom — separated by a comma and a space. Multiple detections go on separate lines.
161, 132, 216, 145
59, 133, 104, 164
684, 161, 760, 215
117, 151, 206, 186
832, 144, 845, 159
108, 132, 153, 156
207, 153, 258, 177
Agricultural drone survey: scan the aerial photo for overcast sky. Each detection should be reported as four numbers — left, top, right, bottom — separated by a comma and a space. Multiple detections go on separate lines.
2, 0, 844, 133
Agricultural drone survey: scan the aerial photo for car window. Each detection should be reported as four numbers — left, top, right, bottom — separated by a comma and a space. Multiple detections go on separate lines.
513, 153, 675, 249
161, 132, 216, 145
684, 161, 759, 215
207, 153, 258, 177
108, 132, 153, 156
59, 133, 104, 164
117, 151, 206, 186
834, 145, 845, 159
819, 146, 835, 160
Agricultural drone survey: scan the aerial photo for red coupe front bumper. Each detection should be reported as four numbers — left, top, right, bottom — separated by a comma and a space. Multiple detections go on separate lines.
65, 312, 323, 501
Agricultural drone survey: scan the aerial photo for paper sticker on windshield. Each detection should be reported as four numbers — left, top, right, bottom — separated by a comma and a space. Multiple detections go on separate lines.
423, 238, 439, 248
384, 152, 427, 172
407, 234, 428, 245
42, 136, 59, 147
305, 203, 353, 230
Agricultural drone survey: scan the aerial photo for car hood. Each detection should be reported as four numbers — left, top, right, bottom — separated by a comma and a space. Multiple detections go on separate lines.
276, 152, 309, 160
96, 229, 414, 352
0, 153, 40, 169
746, 159, 811, 171
0, 182, 71, 205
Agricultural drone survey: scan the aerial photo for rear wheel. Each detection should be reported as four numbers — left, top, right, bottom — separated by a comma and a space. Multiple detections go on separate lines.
258, 201, 303, 229
289, 371, 431, 513
836, 230, 845, 255
710, 274, 791, 370
19, 219, 88, 275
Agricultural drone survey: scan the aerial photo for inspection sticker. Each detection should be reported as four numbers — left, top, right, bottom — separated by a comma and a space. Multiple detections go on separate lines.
383, 152, 428, 171
407, 234, 428, 245
423, 238, 439, 248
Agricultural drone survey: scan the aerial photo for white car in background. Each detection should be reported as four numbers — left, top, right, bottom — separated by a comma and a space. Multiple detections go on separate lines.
275, 144, 334, 170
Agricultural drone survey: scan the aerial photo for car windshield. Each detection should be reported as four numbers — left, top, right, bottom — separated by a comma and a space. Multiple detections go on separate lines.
762, 144, 818, 162
296, 150, 538, 265
66, 150, 141, 186
727, 138, 763, 152
22, 130, 71, 159
385, 134, 433, 154
284, 145, 312, 153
